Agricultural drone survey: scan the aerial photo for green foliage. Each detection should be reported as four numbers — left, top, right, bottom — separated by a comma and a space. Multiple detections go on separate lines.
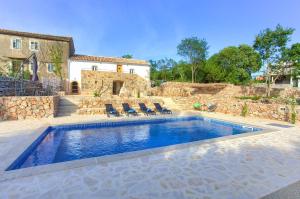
288, 96, 297, 124
284, 43, 300, 78
122, 54, 133, 59
49, 44, 63, 80
23, 69, 31, 80
149, 58, 176, 81
237, 96, 261, 101
241, 103, 248, 117
203, 45, 261, 84
253, 24, 295, 96
93, 91, 100, 97
177, 37, 209, 83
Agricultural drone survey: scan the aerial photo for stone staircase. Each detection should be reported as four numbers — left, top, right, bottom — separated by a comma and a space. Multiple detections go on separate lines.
56, 96, 81, 117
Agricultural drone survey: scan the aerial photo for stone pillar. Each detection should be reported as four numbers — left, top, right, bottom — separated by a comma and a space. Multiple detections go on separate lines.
290, 76, 293, 87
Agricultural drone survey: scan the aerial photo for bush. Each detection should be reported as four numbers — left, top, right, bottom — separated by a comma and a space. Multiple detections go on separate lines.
241, 103, 248, 117
236, 96, 261, 101
23, 69, 31, 80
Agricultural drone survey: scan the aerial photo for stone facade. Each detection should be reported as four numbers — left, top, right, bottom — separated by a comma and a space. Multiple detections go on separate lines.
0, 30, 74, 92
80, 70, 150, 97
77, 97, 164, 115
0, 95, 59, 120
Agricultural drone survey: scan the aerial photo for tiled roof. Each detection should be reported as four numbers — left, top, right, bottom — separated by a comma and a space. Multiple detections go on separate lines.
70, 54, 149, 65
0, 29, 73, 42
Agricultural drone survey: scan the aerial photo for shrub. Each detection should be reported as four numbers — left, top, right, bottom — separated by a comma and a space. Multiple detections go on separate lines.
236, 96, 261, 101
288, 96, 297, 124
241, 103, 248, 117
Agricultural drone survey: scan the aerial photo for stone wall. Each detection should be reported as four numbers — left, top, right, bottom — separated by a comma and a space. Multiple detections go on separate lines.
150, 82, 300, 98
80, 70, 150, 97
172, 96, 300, 122
77, 97, 164, 115
0, 95, 59, 120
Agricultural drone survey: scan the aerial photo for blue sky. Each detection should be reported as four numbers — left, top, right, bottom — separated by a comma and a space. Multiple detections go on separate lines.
1, 0, 300, 61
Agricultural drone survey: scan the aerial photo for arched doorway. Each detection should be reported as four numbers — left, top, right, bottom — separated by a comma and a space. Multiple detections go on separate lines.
71, 81, 79, 94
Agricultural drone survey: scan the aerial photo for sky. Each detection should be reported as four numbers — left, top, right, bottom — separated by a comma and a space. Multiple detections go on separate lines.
1, 0, 300, 61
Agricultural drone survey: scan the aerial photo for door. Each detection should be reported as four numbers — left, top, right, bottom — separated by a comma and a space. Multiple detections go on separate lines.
117, 65, 122, 73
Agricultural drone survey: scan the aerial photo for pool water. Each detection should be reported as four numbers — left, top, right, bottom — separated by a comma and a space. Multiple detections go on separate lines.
7, 116, 261, 170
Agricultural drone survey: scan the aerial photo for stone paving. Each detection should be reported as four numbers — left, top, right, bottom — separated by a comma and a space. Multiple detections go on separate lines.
0, 112, 300, 199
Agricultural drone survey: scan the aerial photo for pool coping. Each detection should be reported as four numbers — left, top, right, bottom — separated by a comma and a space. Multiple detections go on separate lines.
0, 114, 278, 182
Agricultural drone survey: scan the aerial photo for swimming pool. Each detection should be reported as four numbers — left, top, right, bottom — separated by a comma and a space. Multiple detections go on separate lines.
7, 116, 261, 170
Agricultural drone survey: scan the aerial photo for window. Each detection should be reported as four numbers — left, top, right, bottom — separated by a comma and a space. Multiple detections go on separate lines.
47, 63, 54, 73
129, 69, 134, 74
11, 38, 22, 49
29, 40, 39, 51
92, 65, 98, 71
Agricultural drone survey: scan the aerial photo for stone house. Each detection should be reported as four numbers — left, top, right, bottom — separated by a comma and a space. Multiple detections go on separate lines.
0, 29, 74, 92
69, 55, 150, 96
0, 29, 150, 96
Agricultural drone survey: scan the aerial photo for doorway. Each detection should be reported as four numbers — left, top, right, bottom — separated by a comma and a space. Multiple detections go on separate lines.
117, 65, 123, 73
113, 81, 124, 95
71, 81, 79, 94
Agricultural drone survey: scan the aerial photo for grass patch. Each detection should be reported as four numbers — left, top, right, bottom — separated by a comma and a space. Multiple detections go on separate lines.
236, 96, 261, 101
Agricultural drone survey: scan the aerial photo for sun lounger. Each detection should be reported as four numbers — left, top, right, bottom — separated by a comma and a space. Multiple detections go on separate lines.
153, 103, 172, 114
105, 104, 120, 117
138, 103, 156, 116
122, 103, 138, 116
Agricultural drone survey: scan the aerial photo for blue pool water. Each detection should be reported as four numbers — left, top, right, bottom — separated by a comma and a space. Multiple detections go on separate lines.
7, 116, 261, 170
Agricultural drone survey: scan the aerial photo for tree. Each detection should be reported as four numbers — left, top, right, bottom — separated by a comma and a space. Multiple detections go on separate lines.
156, 58, 176, 81
49, 43, 64, 80
171, 61, 191, 82
177, 37, 209, 83
203, 45, 261, 84
285, 43, 300, 78
122, 54, 133, 59
253, 24, 294, 96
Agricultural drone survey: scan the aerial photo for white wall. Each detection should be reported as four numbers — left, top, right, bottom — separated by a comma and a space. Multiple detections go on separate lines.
68, 60, 150, 84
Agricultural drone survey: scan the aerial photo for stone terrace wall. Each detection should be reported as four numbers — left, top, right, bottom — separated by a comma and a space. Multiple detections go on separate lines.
77, 97, 164, 115
172, 96, 300, 122
0, 76, 43, 96
150, 82, 300, 98
81, 70, 150, 97
0, 95, 59, 120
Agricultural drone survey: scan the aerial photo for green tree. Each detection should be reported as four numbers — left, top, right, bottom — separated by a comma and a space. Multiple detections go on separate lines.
203, 45, 261, 84
122, 54, 133, 59
49, 43, 64, 80
285, 43, 300, 78
171, 61, 191, 82
177, 37, 209, 83
253, 24, 294, 96
156, 58, 176, 81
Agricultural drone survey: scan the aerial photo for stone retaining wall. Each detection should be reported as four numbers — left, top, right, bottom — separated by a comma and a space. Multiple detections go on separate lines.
150, 82, 300, 98
77, 97, 164, 115
172, 96, 300, 122
0, 95, 59, 120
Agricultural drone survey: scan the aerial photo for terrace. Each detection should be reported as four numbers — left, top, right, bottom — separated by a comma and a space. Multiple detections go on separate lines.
0, 112, 300, 199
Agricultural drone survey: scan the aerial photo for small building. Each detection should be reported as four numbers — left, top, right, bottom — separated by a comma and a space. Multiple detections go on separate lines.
271, 66, 300, 88
69, 55, 150, 96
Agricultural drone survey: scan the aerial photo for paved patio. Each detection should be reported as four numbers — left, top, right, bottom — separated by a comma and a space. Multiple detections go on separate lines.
0, 112, 300, 199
